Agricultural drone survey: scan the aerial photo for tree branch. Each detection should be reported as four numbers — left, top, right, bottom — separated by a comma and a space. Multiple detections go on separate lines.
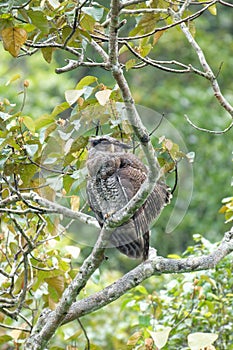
24, 225, 113, 350
107, 0, 162, 228
179, 21, 233, 118
0, 192, 99, 228
119, 1, 218, 41
62, 227, 233, 324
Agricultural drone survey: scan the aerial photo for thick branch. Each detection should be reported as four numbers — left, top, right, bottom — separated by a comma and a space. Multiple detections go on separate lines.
24, 225, 112, 350
108, 0, 161, 227
62, 228, 233, 324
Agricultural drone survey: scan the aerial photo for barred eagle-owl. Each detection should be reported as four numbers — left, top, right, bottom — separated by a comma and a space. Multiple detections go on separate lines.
86, 136, 171, 260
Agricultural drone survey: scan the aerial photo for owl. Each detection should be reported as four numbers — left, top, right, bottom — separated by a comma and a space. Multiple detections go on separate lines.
86, 136, 171, 260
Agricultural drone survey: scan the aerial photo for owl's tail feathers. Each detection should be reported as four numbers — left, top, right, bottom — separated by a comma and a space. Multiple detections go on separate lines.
110, 220, 149, 259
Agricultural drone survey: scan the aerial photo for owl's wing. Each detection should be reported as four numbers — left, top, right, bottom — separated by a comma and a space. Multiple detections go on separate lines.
86, 178, 104, 225
112, 154, 171, 259
109, 154, 149, 258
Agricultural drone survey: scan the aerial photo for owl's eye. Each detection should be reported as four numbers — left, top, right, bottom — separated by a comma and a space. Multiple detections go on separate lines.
101, 140, 110, 145
92, 140, 100, 146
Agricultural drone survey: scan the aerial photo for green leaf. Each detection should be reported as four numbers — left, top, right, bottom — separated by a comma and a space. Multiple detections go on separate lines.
82, 7, 104, 21
134, 285, 148, 295
27, 10, 49, 33
51, 102, 69, 118
5, 73, 21, 86
0, 335, 13, 345
64, 329, 82, 341
41, 47, 53, 63
45, 275, 65, 298
19, 164, 37, 186
46, 175, 63, 191
208, 4, 217, 15
22, 115, 35, 133
24, 144, 38, 157
125, 59, 136, 71
140, 43, 152, 57
139, 314, 150, 327
80, 13, 95, 32
34, 114, 55, 130
75, 75, 98, 89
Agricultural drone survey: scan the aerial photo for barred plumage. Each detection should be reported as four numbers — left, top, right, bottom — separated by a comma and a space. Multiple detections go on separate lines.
86, 136, 171, 260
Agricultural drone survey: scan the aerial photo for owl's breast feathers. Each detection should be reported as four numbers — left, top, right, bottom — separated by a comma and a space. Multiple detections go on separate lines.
86, 144, 171, 260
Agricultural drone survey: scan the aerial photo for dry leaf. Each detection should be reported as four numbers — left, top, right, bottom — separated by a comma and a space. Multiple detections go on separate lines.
1, 27, 27, 57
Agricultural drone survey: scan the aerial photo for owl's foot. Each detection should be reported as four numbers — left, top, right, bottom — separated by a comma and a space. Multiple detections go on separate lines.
104, 211, 115, 220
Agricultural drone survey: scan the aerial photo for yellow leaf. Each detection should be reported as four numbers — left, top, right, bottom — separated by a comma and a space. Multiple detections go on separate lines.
95, 89, 112, 106
1, 27, 27, 57
5, 73, 21, 86
153, 30, 165, 45
45, 275, 65, 296
70, 195, 80, 211
208, 4, 217, 15
127, 331, 142, 346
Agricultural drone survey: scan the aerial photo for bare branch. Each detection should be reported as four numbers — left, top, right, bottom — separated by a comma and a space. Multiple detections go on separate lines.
56, 59, 107, 74
170, 8, 233, 120
63, 227, 233, 324
120, 0, 150, 8
119, 1, 218, 41
0, 323, 31, 333
219, 0, 233, 7
184, 114, 233, 134
0, 192, 99, 228
121, 8, 169, 14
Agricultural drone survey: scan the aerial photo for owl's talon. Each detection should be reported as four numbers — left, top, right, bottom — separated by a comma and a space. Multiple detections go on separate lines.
104, 211, 115, 220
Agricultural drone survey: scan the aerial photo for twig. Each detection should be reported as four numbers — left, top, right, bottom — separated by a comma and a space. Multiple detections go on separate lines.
177, 17, 233, 118
0, 323, 31, 333
121, 8, 169, 14
77, 319, 90, 350
219, 0, 233, 7
184, 114, 233, 134
119, 1, 218, 41
63, 1, 90, 48
0, 192, 99, 227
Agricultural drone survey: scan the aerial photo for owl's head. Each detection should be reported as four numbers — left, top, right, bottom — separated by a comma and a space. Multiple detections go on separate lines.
89, 136, 131, 153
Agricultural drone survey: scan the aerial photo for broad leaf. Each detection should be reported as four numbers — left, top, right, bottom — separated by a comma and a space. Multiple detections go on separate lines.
188, 332, 218, 350
65, 89, 85, 106
95, 89, 112, 106
148, 327, 172, 349
1, 27, 27, 57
